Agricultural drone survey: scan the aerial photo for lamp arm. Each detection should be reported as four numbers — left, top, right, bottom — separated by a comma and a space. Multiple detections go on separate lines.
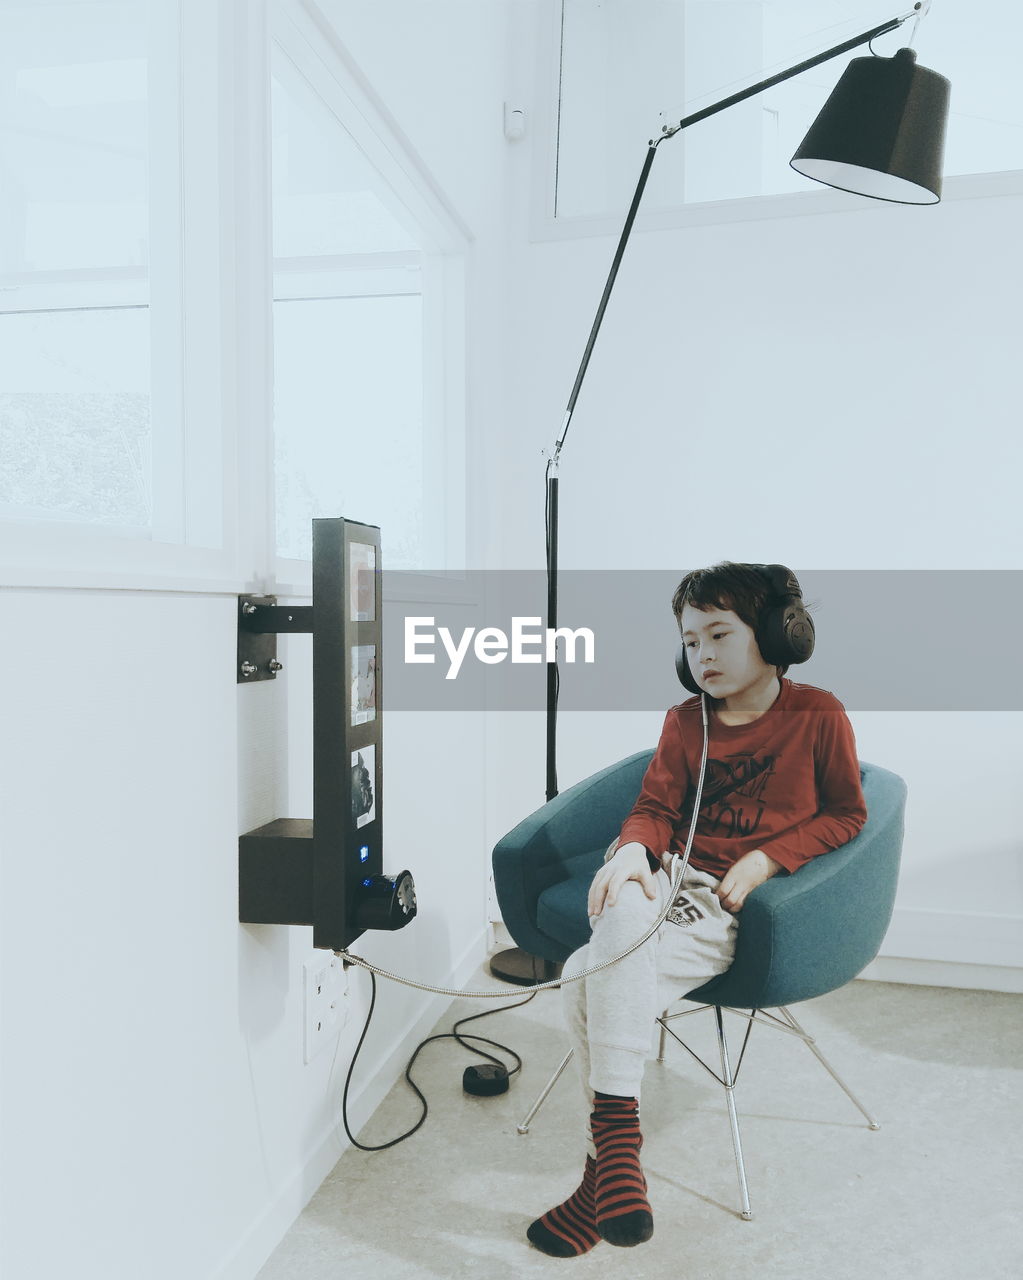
551, 4, 922, 462
662, 12, 913, 139
544, 3, 924, 801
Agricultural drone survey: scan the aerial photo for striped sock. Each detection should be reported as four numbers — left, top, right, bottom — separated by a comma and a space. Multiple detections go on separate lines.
526, 1156, 601, 1257
591, 1093, 654, 1247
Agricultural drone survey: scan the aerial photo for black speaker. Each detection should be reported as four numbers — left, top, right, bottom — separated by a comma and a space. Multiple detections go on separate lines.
354, 870, 418, 931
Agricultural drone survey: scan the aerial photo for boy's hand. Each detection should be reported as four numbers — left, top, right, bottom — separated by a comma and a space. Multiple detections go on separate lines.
714, 849, 782, 914
588, 842, 659, 918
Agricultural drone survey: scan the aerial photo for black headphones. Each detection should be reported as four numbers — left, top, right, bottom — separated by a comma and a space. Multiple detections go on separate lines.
674, 563, 815, 694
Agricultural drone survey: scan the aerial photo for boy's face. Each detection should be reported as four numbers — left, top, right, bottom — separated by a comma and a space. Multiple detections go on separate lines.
680, 602, 777, 700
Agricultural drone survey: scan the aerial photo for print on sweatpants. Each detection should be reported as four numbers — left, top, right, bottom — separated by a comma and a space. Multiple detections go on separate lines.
666, 891, 706, 928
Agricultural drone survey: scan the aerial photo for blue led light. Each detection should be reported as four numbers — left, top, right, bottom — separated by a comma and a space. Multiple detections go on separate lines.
359, 845, 370, 862
362, 878, 372, 888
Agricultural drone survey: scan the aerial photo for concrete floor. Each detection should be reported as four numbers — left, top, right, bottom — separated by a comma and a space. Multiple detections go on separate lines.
257, 970, 1022, 1280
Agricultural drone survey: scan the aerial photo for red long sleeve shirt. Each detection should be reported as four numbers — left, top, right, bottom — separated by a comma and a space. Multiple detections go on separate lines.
617, 680, 867, 878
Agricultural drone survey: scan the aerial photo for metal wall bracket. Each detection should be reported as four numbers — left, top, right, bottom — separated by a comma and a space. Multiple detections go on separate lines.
237, 596, 315, 683
237, 595, 279, 683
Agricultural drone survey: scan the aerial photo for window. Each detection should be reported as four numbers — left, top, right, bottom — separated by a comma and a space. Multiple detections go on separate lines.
0, 306, 151, 531
0, 0, 229, 586
274, 287, 425, 567
0, 0, 467, 590
551, 0, 1023, 223
270, 22, 465, 581
0, 1, 153, 533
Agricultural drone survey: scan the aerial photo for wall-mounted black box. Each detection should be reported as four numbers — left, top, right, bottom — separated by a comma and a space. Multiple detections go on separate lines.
238, 819, 314, 925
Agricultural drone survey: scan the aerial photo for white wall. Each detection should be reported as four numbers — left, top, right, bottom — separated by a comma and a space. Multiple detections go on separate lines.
0, 3, 516, 1279
0, 590, 491, 1280
487, 5, 1023, 988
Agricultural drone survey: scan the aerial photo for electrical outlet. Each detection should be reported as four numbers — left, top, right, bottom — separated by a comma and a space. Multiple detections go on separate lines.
303, 955, 348, 1064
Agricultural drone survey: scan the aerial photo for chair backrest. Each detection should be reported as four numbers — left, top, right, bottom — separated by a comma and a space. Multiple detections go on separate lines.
492, 751, 655, 962
689, 761, 907, 1008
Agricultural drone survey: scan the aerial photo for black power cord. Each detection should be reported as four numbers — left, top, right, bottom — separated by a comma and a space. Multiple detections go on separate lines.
340, 970, 539, 1152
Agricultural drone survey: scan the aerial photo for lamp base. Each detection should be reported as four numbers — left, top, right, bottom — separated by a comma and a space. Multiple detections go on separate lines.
488, 946, 563, 987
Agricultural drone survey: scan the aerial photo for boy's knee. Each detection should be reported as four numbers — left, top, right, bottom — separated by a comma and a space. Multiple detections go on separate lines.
607, 880, 638, 905
594, 880, 659, 933
614, 879, 659, 910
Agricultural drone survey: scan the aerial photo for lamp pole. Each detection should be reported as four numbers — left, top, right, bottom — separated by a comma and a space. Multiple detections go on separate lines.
544, 5, 930, 802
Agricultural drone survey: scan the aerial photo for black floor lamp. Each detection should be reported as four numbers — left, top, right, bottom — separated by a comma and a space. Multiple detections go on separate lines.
489, 2, 949, 985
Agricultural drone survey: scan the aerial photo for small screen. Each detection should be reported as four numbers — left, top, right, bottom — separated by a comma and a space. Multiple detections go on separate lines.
351, 645, 377, 725
350, 542, 376, 621
351, 744, 377, 829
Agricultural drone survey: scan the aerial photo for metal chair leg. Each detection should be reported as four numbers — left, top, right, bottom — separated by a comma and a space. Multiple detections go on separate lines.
526, 1004, 877, 1221
777, 1006, 881, 1130
714, 1007, 754, 1220
517, 1048, 574, 1134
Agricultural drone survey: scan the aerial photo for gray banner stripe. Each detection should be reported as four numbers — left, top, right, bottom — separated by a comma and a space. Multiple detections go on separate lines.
378, 571, 1023, 711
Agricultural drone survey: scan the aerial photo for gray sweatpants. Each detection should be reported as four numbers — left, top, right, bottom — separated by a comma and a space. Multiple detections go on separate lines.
561, 865, 738, 1144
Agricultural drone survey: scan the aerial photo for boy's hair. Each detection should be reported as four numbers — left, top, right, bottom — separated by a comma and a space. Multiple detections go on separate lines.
671, 562, 789, 674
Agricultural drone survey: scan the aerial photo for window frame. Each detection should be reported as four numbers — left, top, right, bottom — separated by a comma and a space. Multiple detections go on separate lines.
269, 0, 471, 602
0, 0, 235, 591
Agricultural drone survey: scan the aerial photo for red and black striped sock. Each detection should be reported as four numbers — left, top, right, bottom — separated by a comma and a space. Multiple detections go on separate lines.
591, 1092, 654, 1247
526, 1156, 601, 1257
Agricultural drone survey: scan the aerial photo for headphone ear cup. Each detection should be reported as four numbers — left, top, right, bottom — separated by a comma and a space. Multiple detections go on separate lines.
759, 603, 815, 665
675, 642, 700, 694
756, 564, 815, 665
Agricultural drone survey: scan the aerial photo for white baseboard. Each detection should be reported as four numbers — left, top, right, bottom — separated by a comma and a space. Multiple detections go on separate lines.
213, 926, 491, 1280
866, 906, 1023, 992
858, 955, 1023, 993
877, 906, 1022, 973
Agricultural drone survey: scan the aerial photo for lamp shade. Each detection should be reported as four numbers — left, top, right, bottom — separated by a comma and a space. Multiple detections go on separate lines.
790, 47, 950, 204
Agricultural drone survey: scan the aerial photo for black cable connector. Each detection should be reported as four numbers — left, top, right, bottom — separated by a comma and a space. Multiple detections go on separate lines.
462, 1062, 510, 1096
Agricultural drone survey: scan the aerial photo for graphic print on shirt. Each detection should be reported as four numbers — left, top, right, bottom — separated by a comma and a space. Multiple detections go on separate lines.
696, 751, 779, 840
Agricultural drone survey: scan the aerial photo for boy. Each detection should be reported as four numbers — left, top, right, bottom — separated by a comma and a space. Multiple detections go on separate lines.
527, 562, 866, 1257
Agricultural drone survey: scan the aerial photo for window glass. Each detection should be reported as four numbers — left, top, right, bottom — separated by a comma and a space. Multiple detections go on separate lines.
2, 41, 149, 273
0, 0, 152, 531
271, 46, 431, 571
271, 58, 418, 258
0, 308, 150, 526
273, 294, 423, 567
